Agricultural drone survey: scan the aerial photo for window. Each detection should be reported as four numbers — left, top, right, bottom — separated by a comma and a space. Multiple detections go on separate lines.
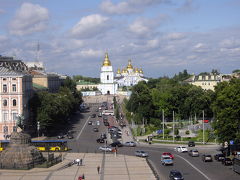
12, 78, 16, 80
12, 112, 18, 121
3, 99, 7, 106
107, 75, 109, 80
3, 112, 8, 121
13, 99, 17, 106
12, 84, 16, 92
3, 84, 7, 92
3, 78, 6, 81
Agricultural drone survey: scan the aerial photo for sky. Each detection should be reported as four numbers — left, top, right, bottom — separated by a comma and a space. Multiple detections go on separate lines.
0, 0, 240, 78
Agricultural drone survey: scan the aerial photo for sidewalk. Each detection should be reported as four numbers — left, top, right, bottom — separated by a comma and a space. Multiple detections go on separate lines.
0, 152, 156, 180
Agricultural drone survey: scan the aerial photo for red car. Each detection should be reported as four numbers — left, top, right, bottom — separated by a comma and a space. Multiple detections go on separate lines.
162, 152, 174, 159
203, 120, 209, 123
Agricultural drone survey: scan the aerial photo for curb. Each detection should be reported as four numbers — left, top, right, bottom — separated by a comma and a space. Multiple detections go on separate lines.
146, 157, 160, 180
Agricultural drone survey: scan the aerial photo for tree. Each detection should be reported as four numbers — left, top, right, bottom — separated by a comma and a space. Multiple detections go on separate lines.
212, 79, 240, 143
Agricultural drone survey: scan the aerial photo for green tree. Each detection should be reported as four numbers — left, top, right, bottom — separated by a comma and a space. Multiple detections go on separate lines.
212, 79, 240, 143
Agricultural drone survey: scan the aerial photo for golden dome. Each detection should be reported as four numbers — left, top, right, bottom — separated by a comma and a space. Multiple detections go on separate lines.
135, 68, 139, 73
127, 59, 133, 70
102, 52, 111, 66
117, 68, 121, 74
139, 68, 143, 74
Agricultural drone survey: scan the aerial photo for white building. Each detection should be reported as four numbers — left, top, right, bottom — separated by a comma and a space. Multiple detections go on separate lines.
115, 60, 148, 87
98, 53, 118, 95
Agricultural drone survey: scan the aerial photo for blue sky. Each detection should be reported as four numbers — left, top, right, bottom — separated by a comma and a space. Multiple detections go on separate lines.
0, 0, 239, 78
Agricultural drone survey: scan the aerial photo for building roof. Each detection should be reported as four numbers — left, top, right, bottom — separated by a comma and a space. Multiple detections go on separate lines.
32, 83, 48, 90
0, 67, 26, 77
102, 52, 111, 66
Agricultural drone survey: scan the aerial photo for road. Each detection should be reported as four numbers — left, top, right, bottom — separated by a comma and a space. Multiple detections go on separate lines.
51, 96, 240, 180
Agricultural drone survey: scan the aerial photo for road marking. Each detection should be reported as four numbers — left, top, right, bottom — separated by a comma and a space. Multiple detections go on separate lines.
176, 154, 211, 180
76, 116, 90, 140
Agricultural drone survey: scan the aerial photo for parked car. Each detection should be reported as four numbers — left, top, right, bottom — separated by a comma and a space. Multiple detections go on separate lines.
124, 141, 136, 147
161, 155, 173, 166
174, 146, 188, 153
135, 150, 149, 157
221, 157, 233, 166
98, 113, 102, 117
110, 141, 123, 147
104, 122, 109, 126
214, 153, 225, 161
169, 170, 184, 180
188, 149, 199, 157
96, 120, 100, 126
91, 114, 96, 118
162, 152, 174, 159
99, 146, 113, 152
93, 127, 99, 132
88, 121, 92, 125
100, 133, 107, 139
188, 141, 195, 147
202, 154, 213, 162
57, 133, 64, 139
96, 138, 105, 143
67, 133, 73, 139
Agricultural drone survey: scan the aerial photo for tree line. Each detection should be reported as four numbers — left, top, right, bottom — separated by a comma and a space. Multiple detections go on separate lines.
30, 77, 83, 136
126, 70, 240, 144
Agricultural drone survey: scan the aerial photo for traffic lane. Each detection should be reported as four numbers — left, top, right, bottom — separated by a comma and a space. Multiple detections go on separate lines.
176, 149, 240, 180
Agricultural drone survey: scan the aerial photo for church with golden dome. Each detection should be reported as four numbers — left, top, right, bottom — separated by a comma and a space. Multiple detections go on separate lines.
98, 53, 148, 95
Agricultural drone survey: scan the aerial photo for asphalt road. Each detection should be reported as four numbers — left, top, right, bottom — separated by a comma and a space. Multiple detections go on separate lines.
51, 104, 240, 180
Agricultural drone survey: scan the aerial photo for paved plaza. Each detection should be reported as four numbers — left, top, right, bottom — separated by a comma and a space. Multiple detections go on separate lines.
0, 153, 156, 180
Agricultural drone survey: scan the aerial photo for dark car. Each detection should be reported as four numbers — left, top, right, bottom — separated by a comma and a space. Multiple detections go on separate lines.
222, 157, 233, 166
100, 133, 107, 139
96, 138, 105, 143
214, 153, 225, 161
104, 122, 109, 126
91, 114, 96, 118
188, 141, 195, 147
57, 133, 64, 139
110, 141, 123, 147
169, 170, 184, 180
67, 133, 74, 139
93, 127, 99, 132
202, 154, 213, 162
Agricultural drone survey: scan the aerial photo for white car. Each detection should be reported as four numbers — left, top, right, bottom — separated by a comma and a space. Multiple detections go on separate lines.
174, 146, 188, 153
124, 141, 136, 147
96, 120, 100, 125
99, 146, 113, 152
135, 150, 148, 157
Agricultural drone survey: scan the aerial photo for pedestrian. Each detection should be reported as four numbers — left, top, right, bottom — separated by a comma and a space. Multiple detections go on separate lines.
82, 174, 85, 179
78, 176, 82, 180
97, 165, 100, 174
80, 158, 83, 166
76, 158, 80, 166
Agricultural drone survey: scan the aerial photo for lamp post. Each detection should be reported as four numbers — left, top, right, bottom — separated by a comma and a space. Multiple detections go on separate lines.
162, 109, 165, 139
173, 111, 175, 142
37, 121, 40, 140
203, 110, 205, 144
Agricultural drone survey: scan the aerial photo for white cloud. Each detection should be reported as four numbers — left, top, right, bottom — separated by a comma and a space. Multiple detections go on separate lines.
70, 49, 103, 58
100, 0, 170, 15
129, 19, 150, 35
71, 14, 109, 38
176, 0, 198, 13
0, 9, 5, 14
9, 3, 49, 36
220, 38, 240, 49
165, 32, 185, 40
0, 35, 8, 42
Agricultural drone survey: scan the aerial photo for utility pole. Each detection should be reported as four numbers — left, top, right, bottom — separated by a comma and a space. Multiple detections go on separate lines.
203, 110, 205, 144
162, 109, 165, 139
173, 111, 175, 142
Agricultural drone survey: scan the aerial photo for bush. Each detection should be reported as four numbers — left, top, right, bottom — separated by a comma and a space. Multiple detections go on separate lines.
185, 130, 190, 135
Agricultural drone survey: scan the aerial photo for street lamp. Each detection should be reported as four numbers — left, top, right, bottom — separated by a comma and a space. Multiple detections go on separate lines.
37, 121, 40, 140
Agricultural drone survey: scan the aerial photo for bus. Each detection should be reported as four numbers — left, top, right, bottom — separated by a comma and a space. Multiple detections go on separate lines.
233, 157, 240, 174
0, 139, 69, 152
102, 110, 114, 116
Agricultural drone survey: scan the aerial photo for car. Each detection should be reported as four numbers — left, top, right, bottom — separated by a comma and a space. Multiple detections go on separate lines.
124, 141, 136, 147
91, 114, 96, 118
188, 141, 195, 147
162, 152, 174, 159
135, 150, 149, 157
88, 121, 92, 125
67, 133, 73, 139
104, 121, 109, 126
221, 157, 233, 166
100, 133, 107, 139
174, 146, 188, 153
93, 127, 99, 132
96, 138, 105, 143
169, 170, 184, 180
202, 154, 213, 162
188, 149, 199, 157
214, 153, 225, 161
98, 113, 102, 117
110, 141, 123, 147
96, 120, 100, 126
99, 146, 113, 152
161, 155, 173, 166
95, 109, 99, 112
57, 133, 64, 139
